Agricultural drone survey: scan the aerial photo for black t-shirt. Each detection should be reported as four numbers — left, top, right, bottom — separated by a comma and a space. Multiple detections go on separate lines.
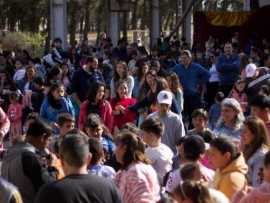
34, 174, 122, 203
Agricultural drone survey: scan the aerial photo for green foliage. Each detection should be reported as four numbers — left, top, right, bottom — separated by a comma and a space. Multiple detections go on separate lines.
0, 32, 45, 57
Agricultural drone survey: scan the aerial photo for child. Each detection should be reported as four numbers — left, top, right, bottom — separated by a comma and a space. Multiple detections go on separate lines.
188, 108, 213, 143
7, 91, 23, 144
208, 92, 224, 130
230, 79, 248, 113
110, 81, 137, 130
232, 151, 270, 203
140, 117, 174, 184
84, 114, 115, 163
209, 137, 248, 200
88, 137, 116, 179
49, 113, 75, 155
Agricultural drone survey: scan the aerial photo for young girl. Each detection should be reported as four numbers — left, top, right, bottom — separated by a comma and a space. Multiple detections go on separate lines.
111, 81, 137, 130
241, 116, 270, 186
7, 91, 23, 144
79, 82, 113, 131
172, 181, 214, 203
110, 61, 134, 98
60, 63, 71, 90
40, 82, 75, 127
88, 137, 116, 179
167, 72, 184, 115
230, 79, 248, 114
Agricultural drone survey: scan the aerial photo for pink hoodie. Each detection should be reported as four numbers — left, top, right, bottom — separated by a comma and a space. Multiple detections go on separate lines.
233, 182, 270, 203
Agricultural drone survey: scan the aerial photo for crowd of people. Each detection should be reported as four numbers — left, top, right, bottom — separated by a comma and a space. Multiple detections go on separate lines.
0, 32, 270, 203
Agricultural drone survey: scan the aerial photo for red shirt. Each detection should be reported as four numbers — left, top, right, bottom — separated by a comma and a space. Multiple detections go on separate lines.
111, 98, 137, 129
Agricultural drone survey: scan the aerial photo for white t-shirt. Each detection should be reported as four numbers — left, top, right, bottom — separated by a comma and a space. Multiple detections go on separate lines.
165, 162, 214, 193
145, 143, 173, 184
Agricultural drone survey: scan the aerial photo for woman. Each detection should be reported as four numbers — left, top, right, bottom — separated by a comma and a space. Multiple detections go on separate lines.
213, 98, 244, 140
241, 116, 270, 186
110, 61, 134, 98
172, 181, 214, 203
167, 72, 184, 114
114, 131, 160, 203
0, 70, 16, 111
79, 82, 113, 131
111, 81, 137, 130
132, 60, 149, 99
40, 82, 75, 126
60, 63, 72, 90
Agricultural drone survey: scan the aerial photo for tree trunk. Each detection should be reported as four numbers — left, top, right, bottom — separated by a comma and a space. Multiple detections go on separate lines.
69, 0, 79, 47
132, 1, 138, 29
83, 0, 91, 41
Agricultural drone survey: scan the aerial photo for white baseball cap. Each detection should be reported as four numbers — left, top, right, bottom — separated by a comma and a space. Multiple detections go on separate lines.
245, 63, 257, 78
157, 90, 173, 106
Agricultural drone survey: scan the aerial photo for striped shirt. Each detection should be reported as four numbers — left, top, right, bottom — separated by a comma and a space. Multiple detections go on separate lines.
114, 162, 160, 203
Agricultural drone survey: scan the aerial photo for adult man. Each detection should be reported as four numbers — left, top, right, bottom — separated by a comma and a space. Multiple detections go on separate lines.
35, 133, 122, 203
1, 118, 56, 203
216, 43, 240, 97
71, 56, 104, 105
147, 90, 185, 154
250, 94, 270, 135
173, 50, 210, 126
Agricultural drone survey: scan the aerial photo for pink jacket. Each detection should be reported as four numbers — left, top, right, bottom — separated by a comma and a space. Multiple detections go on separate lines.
114, 163, 160, 203
0, 107, 10, 150
232, 182, 270, 203
78, 100, 113, 131
7, 103, 23, 123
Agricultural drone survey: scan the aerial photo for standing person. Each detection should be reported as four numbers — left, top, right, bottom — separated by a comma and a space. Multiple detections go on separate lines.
213, 98, 244, 140
132, 60, 149, 99
216, 43, 240, 97
207, 52, 220, 107
78, 82, 113, 131
35, 133, 122, 203
111, 81, 137, 130
110, 61, 134, 98
173, 50, 210, 127
1, 119, 57, 203
229, 79, 248, 114
13, 59, 26, 82
167, 72, 184, 115
7, 91, 23, 144
0, 106, 10, 153
114, 131, 160, 203
147, 90, 185, 153
165, 135, 214, 194
209, 137, 248, 200
241, 116, 270, 186
40, 83, 75, 127
16, 64, 37, 93
71, 56, 104, 105
140, 117, 173, 184
250, 94, 270, 135
208, 92, 224, 130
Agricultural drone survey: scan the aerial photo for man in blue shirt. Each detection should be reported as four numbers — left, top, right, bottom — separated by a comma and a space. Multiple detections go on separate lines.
173, 50, 210, 128
216, 43, 240, 97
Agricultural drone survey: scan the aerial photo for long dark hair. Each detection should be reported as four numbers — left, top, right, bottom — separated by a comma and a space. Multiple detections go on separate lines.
113, 61, 128, 83
47, 82, 64, 109
115, 131, 149, 170
46, 67, 62, 86
136, 59, 149, 81
243, 116, 270, 161
87, 82, 106, 108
